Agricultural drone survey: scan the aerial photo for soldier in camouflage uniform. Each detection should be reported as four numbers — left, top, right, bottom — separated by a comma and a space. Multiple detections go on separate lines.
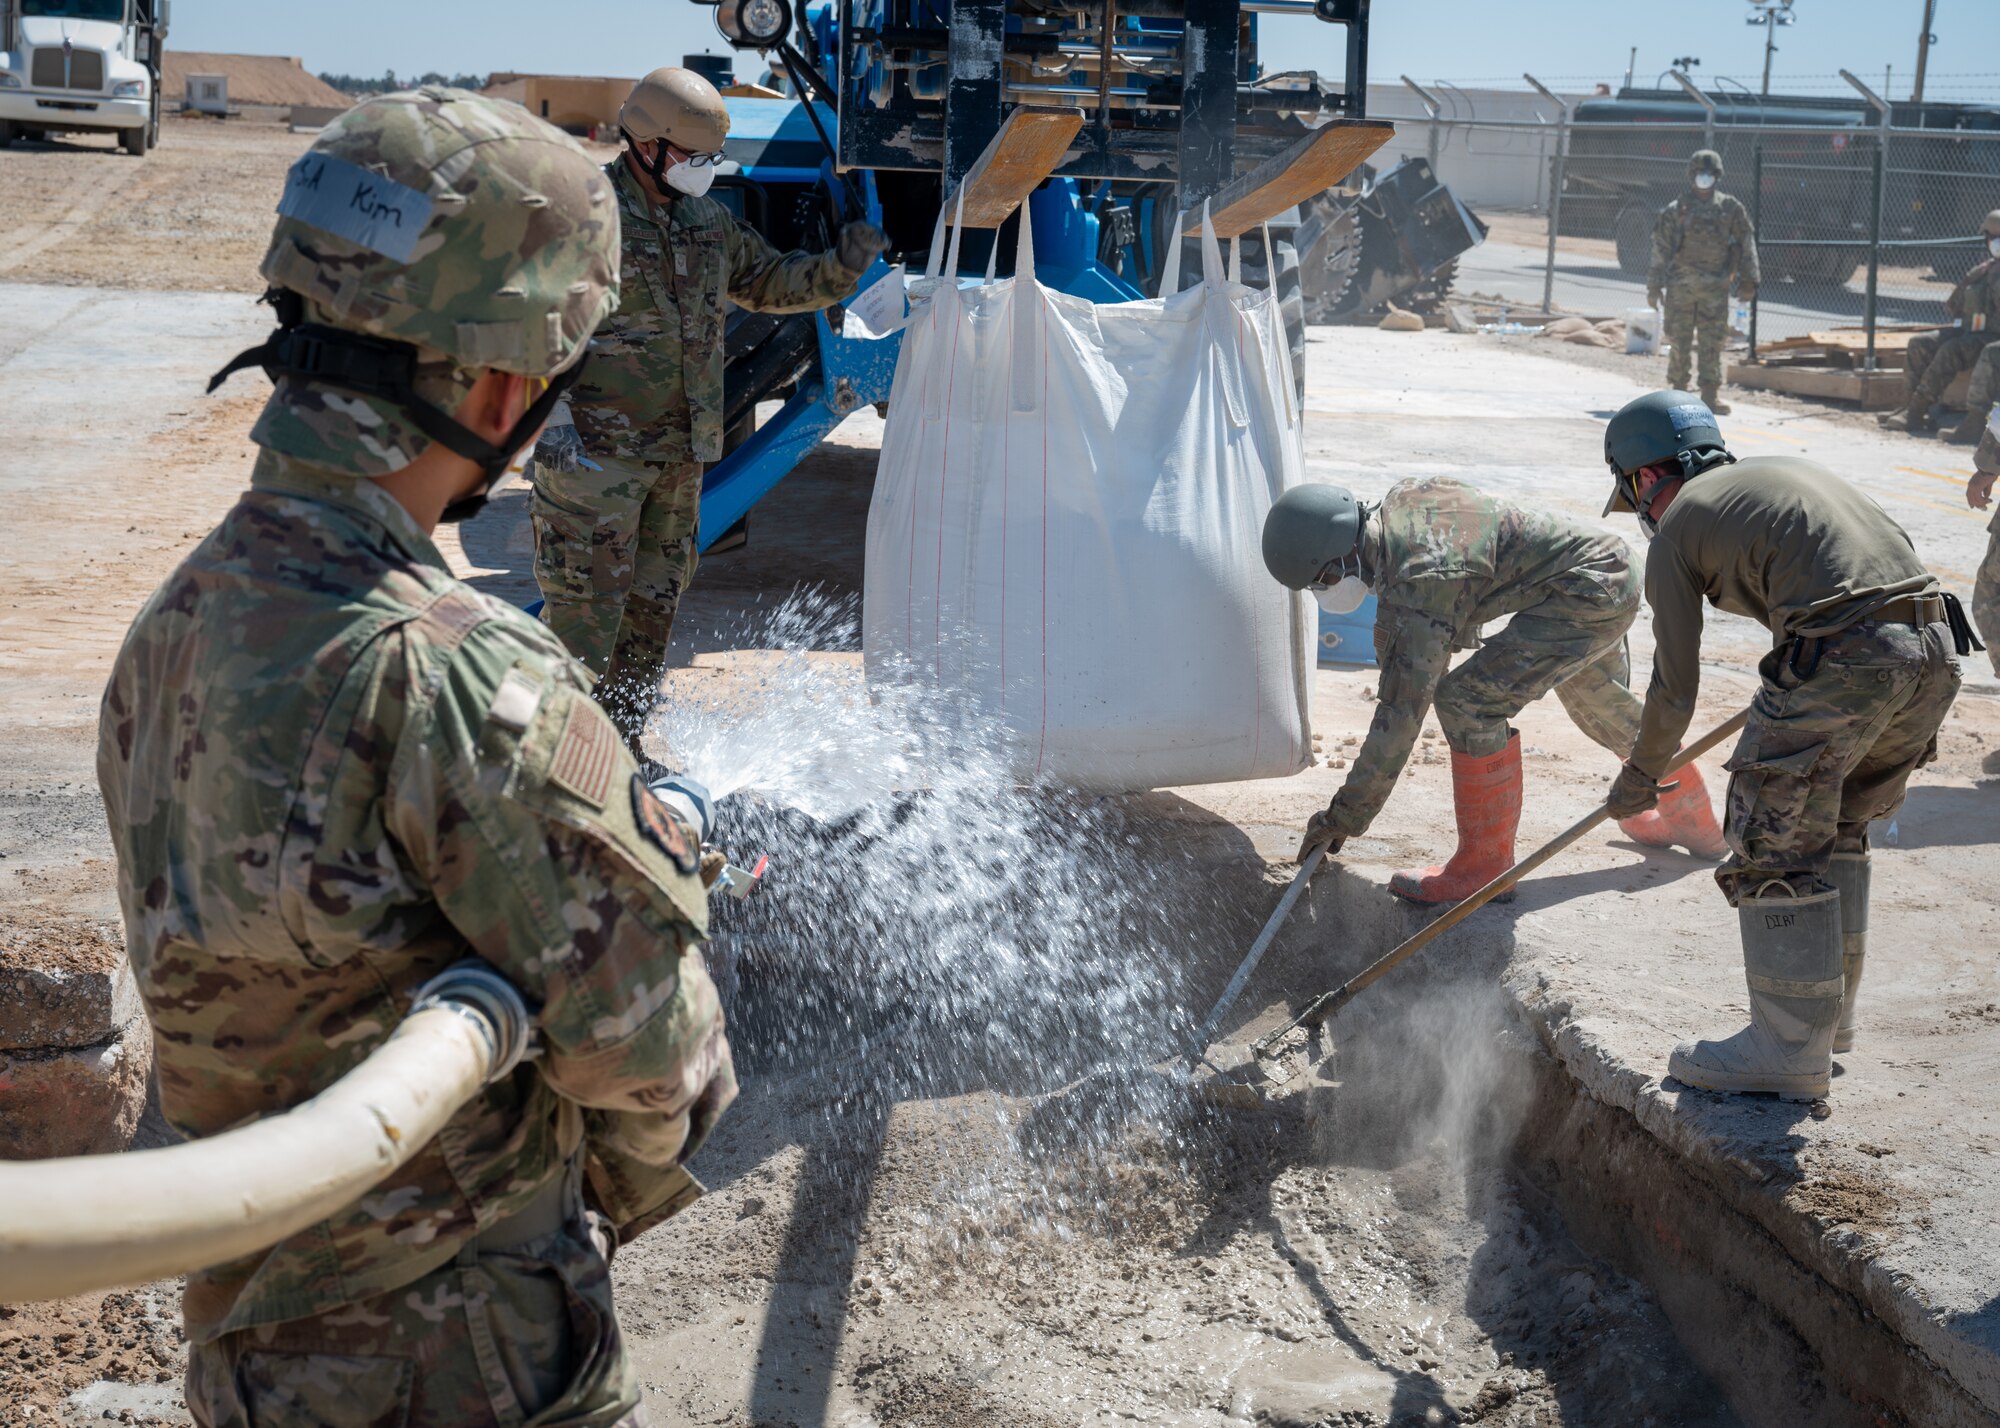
1648, 150, 1758, 416
1948, 338, 2000, 447
1604, 391, 1971, 1100
1885, 211, 2000, 438
98, 89, 736, 1427
1262, 478, 1727, 907
533, 66, 887, 752
1969, 412, 2000, 671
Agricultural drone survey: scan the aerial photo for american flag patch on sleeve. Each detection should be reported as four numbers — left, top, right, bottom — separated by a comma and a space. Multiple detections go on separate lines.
549, 697, 619, 808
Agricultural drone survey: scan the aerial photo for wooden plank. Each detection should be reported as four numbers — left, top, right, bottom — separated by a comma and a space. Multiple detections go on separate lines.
941, 106, 1085, 229
1181, 120, 1395, 239
1731, 362, 1909, 409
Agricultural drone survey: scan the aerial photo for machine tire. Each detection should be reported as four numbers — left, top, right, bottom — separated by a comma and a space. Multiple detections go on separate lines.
121, 121, 148, 157
1400, 256, 1460, 312
1613, 201, 1653, 277
1298, 193, 1360, 325
0, 120, 15, 148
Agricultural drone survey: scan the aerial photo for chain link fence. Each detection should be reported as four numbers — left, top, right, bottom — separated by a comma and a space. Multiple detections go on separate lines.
1388, 103, 2000, 385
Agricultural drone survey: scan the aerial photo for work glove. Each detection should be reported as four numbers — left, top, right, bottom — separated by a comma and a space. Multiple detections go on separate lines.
836, 220, 890, 274
1646, 283, 1664, 311
1297, 807, 1347, 865
1736, 280, 1757, 305
1607, 761, 1668, 819
534, 417, 598, 475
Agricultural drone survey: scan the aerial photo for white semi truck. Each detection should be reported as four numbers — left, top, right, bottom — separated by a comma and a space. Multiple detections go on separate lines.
0, 0, 168, 155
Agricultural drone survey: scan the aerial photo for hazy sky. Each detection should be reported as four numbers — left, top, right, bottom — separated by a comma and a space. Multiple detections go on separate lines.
169, 0, 1999, 102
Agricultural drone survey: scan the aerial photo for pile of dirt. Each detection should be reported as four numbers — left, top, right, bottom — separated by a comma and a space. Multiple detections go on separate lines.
159, 53, 351, 110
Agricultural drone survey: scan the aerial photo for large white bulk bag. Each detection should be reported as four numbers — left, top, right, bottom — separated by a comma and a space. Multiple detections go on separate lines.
862, 203, 1314, 792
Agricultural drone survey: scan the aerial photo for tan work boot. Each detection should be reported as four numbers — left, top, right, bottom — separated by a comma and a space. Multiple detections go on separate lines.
1827, 852, 1869, 1054
1667, 879, 1842, 1101
1945, 411, 1990, 446
1700, 386, 1731, 416
1878, 405, 1935, 435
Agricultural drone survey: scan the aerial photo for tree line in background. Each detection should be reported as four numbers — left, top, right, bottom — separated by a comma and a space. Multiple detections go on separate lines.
317, 72, 491, 96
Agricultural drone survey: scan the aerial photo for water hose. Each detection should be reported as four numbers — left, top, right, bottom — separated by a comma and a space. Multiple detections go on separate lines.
0, 961, 532, 1304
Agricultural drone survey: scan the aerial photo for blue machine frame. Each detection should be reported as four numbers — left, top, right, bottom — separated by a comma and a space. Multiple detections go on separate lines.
694, 96, 1138, 552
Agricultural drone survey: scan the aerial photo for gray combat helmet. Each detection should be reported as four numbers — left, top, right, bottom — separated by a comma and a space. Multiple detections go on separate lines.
1602, 389, 1732, 517
1688, 149, 1724, 180
1263, 483, 1363, 589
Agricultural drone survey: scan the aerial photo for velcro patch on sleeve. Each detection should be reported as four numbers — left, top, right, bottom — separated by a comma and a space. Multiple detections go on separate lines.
485, 667, 544, 736
631, 773, 698, 874
549, 697, 620, 808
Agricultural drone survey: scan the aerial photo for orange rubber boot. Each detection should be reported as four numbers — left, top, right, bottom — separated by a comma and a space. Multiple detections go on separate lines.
1389, 734, 1523, 905
1618, 764, 1727, 858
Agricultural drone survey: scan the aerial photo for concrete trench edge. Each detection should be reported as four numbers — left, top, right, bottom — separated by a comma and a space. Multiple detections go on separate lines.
1501, 964, 2000, 1426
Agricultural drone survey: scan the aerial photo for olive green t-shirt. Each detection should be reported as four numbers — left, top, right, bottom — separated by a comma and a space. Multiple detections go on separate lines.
1633, 455, 1934, 773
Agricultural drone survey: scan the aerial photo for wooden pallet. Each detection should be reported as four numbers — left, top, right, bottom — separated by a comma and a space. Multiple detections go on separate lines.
1730, 361, 1970, 410
1752, 326, 1944, 372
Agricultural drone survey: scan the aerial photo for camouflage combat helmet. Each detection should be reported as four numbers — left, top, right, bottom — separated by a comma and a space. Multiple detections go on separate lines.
1688, 149, 1724, 180
1263, 483, 1364, 590
1983, 209, 2000, 237
620, 67, 730, 187
211, 86, 620, 479
1602, 390, 1734, 532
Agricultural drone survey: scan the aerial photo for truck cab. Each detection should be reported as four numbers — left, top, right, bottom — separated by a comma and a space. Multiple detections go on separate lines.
0, 0, 168, 155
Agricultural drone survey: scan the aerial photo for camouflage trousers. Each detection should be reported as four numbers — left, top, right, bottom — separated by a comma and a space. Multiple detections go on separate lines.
533, 457, 702, 746
1716, 617, 1960, 903
1904, 329, 1998, 411
1436, 566, 1645, 761
186, 1217, 646, 1428
1977, 508, 2000, 677
1965, 342, 2000, 423
1664, 279, 1730, 392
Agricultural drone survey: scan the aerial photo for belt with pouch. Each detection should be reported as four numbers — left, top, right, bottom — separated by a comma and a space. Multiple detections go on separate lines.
1863, 591, 1983, 657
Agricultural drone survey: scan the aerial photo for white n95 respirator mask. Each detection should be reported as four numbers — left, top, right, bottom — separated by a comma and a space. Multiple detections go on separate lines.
666, 160, 714, 198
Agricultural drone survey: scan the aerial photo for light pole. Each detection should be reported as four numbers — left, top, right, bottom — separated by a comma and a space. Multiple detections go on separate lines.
1745, 0, 1797, 97
1912, 0, 1937, 103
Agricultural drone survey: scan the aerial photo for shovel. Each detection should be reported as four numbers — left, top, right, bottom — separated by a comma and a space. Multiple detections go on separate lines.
1235, 708, 1751, 1091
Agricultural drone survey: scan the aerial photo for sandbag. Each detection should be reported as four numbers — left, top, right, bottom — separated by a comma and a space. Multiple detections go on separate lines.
862, 203, 1314, 792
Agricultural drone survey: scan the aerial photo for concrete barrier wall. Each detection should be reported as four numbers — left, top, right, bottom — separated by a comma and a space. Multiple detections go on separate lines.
1364, 83, 1583, 212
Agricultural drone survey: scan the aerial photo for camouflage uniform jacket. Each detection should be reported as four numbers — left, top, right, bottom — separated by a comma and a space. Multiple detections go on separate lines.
570, 162, 863, 465
1944, 257, 2000, 328
1649, 191, 1760, 290
96, 451, 734, 1344
1327, 478, 1634, 837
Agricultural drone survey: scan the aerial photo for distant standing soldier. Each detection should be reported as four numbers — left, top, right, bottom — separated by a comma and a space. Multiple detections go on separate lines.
105, 89, 737, 1426
1886, 211, 2000, 439
1603, 392, 1979, 1101
1648, 149, 1759, 416
533, 65, 888, 754
1263, 478, 1726, 907
1969, 410, 2000, 667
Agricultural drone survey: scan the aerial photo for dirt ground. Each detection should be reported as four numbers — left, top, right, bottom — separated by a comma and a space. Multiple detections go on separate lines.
4, 122, 1994, 1427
